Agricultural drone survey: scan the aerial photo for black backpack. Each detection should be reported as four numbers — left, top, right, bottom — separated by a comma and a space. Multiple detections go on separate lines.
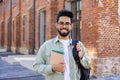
72, 39, 90, 80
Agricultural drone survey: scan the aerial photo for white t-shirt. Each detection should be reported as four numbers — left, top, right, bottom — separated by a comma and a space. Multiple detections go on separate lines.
60, 39, 70, 80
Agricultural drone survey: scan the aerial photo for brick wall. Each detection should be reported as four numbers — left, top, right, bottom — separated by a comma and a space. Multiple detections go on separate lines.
11, 0, 20, 53
82, 0, 120, 77
19, 0, 33, 54
1, 0, 11, 51
35, 0, 64, 52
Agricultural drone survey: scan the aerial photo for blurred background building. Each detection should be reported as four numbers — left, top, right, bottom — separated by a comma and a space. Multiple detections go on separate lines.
0, 0, 120, 78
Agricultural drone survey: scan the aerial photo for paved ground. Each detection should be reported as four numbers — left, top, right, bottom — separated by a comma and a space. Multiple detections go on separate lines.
0, 51, 120, 80
91, 76, 120, 80
0, 52, 45, 80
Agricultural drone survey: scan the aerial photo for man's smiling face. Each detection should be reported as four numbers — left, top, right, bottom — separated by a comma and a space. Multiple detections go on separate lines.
56, 16, 72, 37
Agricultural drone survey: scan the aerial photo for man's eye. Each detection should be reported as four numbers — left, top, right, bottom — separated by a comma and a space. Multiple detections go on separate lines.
65, 22, 71, 25
58, 22, 71, 25
59, 22, 64, 25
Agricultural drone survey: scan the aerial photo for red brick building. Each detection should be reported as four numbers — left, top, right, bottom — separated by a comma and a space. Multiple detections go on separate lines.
0, 0, 120, 78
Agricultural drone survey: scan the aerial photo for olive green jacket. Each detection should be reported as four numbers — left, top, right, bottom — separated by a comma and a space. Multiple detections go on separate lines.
33, 37, 90, 80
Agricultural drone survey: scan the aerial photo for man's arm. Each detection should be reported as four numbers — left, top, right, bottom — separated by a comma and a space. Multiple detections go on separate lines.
77, 41, 91, 69
33, 45, 54, 75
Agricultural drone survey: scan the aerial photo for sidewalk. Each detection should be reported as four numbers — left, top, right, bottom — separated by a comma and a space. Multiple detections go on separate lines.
0, 49, 6, 52
0, 51, 45, 80
0, 51, 120, 80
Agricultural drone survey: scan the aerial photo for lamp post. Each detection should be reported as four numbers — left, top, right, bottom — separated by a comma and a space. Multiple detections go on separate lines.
7, 0, 12, 51
31, 0, 36, 54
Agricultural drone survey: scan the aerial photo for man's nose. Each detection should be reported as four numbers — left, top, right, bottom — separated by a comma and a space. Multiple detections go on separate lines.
62, 24, 67, 27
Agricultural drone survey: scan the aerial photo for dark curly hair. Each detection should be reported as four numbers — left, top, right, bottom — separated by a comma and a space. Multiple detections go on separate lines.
56, 10, 73, 23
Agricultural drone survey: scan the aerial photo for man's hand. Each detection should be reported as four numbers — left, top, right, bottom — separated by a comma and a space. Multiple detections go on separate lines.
76, 43, 83, 59
52, 62, 65, 73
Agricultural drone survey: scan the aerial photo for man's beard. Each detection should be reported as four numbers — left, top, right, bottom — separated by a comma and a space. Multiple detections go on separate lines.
57, 29, 70, 37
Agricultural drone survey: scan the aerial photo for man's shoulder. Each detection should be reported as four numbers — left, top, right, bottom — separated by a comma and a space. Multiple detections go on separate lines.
43, 38, 55, 45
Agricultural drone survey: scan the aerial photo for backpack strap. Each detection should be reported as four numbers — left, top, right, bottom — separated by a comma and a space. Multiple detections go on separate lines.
72, 39, 81, 68
72, 39, 90, 80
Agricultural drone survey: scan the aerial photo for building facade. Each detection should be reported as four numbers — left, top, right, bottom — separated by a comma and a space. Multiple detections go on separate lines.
0, 0, 120, 78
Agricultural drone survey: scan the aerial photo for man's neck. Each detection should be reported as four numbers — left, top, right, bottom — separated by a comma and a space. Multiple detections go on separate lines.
58, 35, 69, 40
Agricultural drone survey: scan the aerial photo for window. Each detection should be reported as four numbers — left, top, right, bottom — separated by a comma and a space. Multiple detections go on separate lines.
5, 0, 10, 11
23, 16, 26, 42
12, 21, 14, 41
65, 0, 81, 40
13, 0, 17, 7
0, 21, 5, 48
0, 3, 2, 15
65, 1, 71, 10
77, 0, 81, 11
39, 10, 46, 46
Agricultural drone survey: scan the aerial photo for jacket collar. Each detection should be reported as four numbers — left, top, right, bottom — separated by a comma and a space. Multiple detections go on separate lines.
54, 36, 72, 45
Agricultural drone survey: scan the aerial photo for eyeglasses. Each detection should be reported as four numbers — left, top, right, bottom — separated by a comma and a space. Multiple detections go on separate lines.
57, 21, 71, 26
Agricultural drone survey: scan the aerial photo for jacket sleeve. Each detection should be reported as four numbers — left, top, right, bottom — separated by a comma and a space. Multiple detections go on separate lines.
79, 41, 91, 69
33, 44, 54, 76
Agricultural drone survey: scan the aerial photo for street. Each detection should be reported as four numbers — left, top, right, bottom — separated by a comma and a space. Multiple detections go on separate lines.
0, 52, 120, 80
0, 52, 45, 80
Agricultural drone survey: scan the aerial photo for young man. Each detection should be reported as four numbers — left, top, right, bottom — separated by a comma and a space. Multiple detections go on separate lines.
33, 10, 90, 80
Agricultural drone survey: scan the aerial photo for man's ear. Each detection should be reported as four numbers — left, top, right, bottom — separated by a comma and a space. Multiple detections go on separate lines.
70, 24, 73, 29
55, 23, 58, 28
